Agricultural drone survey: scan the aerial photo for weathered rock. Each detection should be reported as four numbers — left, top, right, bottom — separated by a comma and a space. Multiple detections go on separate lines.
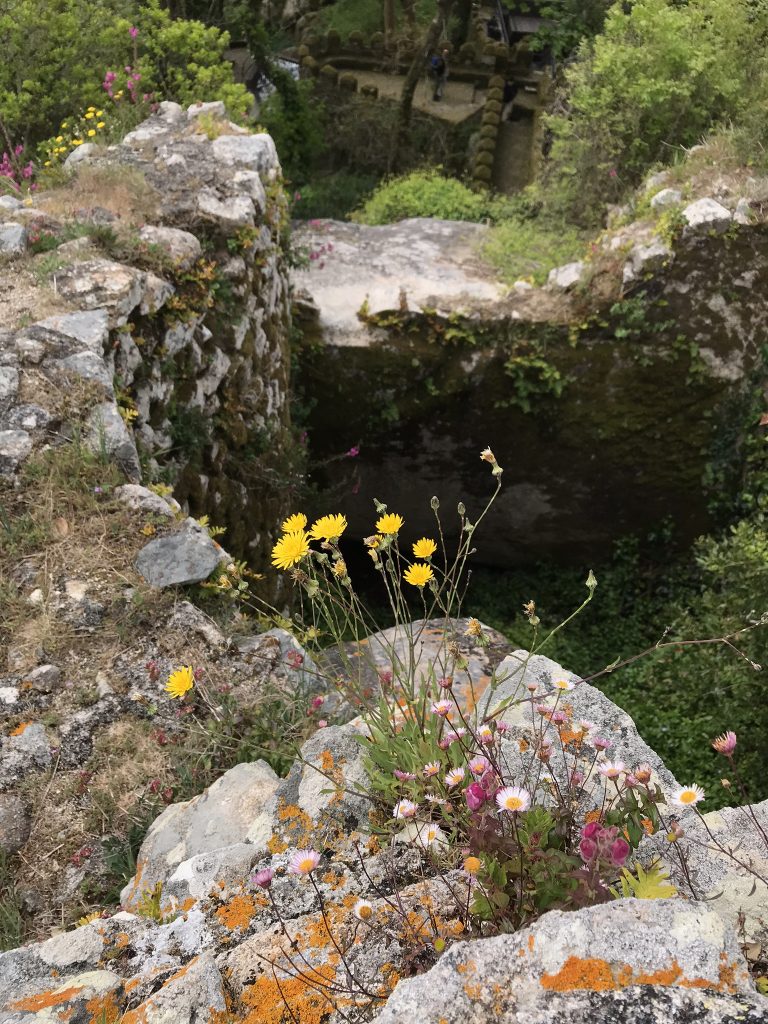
0, 196, 22, 211
211, 132, 280, 175
187, 100, 227, 120
197, 189, 256, 231
56, 259, 144, 326
0, 792, 31, 854
735, 197, 753, 225
0, 365, 19, 408
0, 723, 52, 787
265, 722, 371, 850
114, 484, 177, 519
683, 196, 732, 232
86, 401, 141, 480
138, 225, 202, 269
547, 260, 586, 290
121, 952, 226, 1023
374, 899, 762, 1023
121, 760, 279, 909
1, 968, 122, 1021
139, 272, 175, 315
23, 664, 61, 694
0, 223, 27, 257
650, 187, 682, 208
476, 651, 679, 796
0, 429, 32, 476
5, 404, 52, 432
654, 797, 768, 949
134, 519, 227, 587
29, 309, 110, 356
622, 238, 673, 285
52, 350, 113, 391
292, 218, 505, 347
63, 141, 98, 167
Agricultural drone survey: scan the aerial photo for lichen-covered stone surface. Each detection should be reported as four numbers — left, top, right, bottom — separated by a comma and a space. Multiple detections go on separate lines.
374, 900, 766, 1023
2, 618, 767, 1023
294, 173, 768, 565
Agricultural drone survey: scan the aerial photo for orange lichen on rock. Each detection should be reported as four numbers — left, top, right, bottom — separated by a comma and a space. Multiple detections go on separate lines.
268, 833, 289, 854
216, 894, 257, 932
9, 984, 85, 1012
541, 957, 616, 992
541, 956, 742, 995
9, 722, 30, 736
85, 991, 121, 1023
240, 966, 340, 1024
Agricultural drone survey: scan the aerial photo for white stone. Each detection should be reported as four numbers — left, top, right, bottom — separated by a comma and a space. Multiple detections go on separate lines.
650, 187, 682, 209
197, 190, 256, 231
212, 133, 280, 176
63, 142, 98, 167
682, 197, 732, 232
547, 260, 586, 290
138, 225, 202, 270
0, 222, 27, 257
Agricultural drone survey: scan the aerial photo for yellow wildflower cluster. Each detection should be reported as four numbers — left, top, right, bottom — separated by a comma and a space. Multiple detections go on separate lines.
270, 507, 439, 592
40, 107, 109, 167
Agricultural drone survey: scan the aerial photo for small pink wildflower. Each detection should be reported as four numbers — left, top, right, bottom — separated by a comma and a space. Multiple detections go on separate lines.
290, 850, 320, 875
592, 736, 612, 751
393, 799, 418, 819
465, 782, 486, 811
431, 699, 453, 718
468, 756, 489, 777
598, 760, 625, 780
422, 761, 440, 778
252, 868, 274, 889
394, 770, 417, 781
711, 731, 737, 756
445, 767, 465, 787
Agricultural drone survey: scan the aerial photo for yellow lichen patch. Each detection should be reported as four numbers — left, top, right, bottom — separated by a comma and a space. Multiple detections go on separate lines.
114, 931, 131, 949
9, 984, 85, 1011
274, 800, 315, 848
85, 991, 121, 1023
216, 894, 256, 932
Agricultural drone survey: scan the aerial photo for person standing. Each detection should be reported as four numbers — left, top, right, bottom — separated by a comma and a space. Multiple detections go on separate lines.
429, 48, 449, 101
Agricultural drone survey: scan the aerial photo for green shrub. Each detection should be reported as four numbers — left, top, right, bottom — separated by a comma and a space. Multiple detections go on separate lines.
474, 166, 492, 183
475, 151, 494, 169
480, 125, 498, 140
0, 0, 251, 147
485, 100, 502, 116
477, 138, 496, 155
543, 0, 761, 225
259, 72, 326, 185
352, 168, 515, 225
483, 214, 586, 284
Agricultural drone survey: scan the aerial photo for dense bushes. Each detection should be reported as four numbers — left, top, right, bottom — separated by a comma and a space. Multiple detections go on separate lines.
542, 0, 763, 224
0, 0, 250, 147
353, 168, 516, 225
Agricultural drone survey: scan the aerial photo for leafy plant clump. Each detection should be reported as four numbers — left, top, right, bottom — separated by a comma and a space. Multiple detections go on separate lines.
353, 168, 517, 226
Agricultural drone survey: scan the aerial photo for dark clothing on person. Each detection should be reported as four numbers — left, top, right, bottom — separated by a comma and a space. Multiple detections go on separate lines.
429, 53, 448, 101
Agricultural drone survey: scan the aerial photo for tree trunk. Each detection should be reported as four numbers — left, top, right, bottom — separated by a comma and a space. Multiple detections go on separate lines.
397, 0, 455, 154
401, 0, 417, 33
384, 0, 397, 42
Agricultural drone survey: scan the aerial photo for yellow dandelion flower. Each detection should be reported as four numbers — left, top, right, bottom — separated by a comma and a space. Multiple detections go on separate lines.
96, 109, 104, 117
115, 90, 124, 98
72, 139, 83, 146
376, 513, 404, 534
96, 122, 106, 129
272, 530, 310, 570
412, 537, 437, 559
332, 559, 347, 578
87, 129, 96, 137
85, 111, 95, 119
403, 563, 434, 587
282, 512, 307, 533
61, 121, 69, 128
55, 135, 64, 143
166, 665, 194, 699
44, 160, 51, 167
309, 513, 347, 542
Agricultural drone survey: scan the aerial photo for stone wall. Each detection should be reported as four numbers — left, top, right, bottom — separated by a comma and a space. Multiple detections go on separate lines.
0, 101, 294, 578
292, 185, 768, 566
